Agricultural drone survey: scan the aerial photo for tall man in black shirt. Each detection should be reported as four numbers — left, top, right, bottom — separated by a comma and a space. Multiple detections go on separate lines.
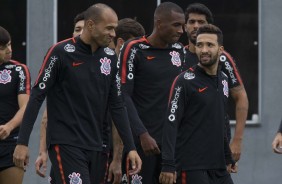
119, 2, 185, 183
160, 24, 233, 184
12, 3, 141, 184
183, 3, 249, 162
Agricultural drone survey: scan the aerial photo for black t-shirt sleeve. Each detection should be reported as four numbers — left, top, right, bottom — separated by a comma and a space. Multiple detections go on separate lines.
17, 46, 60, 146
16, 64, 31, 95
162, 75, 186, 172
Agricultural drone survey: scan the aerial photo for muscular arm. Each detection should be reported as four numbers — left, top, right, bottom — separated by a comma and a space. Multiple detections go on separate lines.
230, 85, 248, 161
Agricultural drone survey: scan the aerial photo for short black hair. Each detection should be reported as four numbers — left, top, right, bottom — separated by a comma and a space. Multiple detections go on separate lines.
196, 24, 223, 45
73, 11, 85, 25
113, 18, 145, 45
154, 1, 183, 20
185, 3, 214, 24
0, 26, 11, 46
84, 3, 116, 23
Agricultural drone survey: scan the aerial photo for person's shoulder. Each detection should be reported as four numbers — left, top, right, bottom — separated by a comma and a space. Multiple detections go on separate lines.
124, 36, 149, 50
171, 42, 184, 50
220, 50, 235, 62
178, 68, 196, 82
50, 37, 76, 53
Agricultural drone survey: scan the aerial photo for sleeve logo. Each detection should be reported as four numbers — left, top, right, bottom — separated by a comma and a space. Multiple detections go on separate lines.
64, 44, 75, 52
222, 79, 229, 97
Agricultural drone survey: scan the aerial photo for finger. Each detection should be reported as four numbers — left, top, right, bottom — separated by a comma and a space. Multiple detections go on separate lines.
154, 147, 161, 154
173, 172, 177, 183
107, 170, 113, 182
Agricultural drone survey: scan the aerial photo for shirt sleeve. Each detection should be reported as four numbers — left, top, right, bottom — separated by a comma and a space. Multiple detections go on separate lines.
16, 63, 31, 95
17, 46, 61, 146
119, 41, 148, 137
220, 51, 244, 89
109, 55, 136, 153
161, 75, 185, 172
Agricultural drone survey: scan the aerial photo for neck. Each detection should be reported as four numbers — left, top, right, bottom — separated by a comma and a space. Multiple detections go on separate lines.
147, 32, 168, 48
80, 33, 99, 52
188, 40, 196, 53
198, 62, 219, 75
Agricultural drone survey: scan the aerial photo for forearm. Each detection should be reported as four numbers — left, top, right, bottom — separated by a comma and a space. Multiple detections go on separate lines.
112, 122, 124, 162
231, 86, 249, 141
39, 109, 48, 153
5, 104, 27, 131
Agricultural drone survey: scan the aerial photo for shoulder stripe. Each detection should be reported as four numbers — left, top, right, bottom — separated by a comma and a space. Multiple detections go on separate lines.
121, 36, 147, 83
222, 50, 243, 85
10, 60, 31, 95
34, 38, 72, 86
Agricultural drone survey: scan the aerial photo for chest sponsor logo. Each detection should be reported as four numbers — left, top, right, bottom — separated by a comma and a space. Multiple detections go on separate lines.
100, 57, 111, 75
131, 174, 142, 184
220, 55, 237, 84
64, 44, 75, 52
104, 47, 115, 55
184, 72, 195, 80
168, 86, 182, 122
222, 79, 229, 97
139, 43, 150, 49
0, 69, 12, 84
68, 172, 82, 184
170, 51, 181, 67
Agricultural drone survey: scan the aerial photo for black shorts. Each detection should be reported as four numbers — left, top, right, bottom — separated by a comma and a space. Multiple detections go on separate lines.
121, 143, 162, 184
48, 144, 109, 184
0, 144, 16, 172
177, 170, 234, 184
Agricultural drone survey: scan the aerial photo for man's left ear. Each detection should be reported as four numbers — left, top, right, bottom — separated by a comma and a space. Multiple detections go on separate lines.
219, 46, 224, 53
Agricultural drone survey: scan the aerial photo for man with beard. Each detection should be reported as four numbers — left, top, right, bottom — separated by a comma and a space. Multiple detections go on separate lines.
160, 24, 234, 184
183, 3, 249, 164
118, 2, 185, 183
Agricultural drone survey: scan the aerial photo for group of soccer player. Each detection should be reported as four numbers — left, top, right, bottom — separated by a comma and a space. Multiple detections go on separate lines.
0, 2, 252, 184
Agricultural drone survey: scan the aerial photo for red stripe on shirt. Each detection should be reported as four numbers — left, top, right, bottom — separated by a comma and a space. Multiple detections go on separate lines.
10, 60, 31, 95
34, 38, 73, 85
168, 75, 180, 106
181, 171, 187, 184
121, 36, 146, 84
222, 50, 243, 85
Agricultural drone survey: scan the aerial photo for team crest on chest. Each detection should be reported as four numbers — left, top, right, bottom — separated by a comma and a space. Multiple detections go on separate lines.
169, 51, 181, 67
131, 174, 142, 184
68, 172, 82, 184
222, 79, 229, 97
0, 69, 12, 84
100, 57, 111, 75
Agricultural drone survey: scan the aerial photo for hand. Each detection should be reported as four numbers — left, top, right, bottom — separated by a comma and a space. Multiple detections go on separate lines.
227, 163, 238, 173
0, 124, 13, 140
272, 132, 282, 154
126, 150, 142, 175
13, 145, 29, 169
107, 159, 122, 184
159, 171, 176, 184
139, 132, 160, 156
230, 138, 242, 161
35, 151, 48, 177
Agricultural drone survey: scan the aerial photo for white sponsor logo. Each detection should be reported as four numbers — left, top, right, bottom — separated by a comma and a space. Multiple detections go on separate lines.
104, 47, 115, 55
121, 174, 128, 183
116, 73, 122, 96
168, 86, 182, 122
184, 72, 195, 80
19, 70, 26, 91
139, 43, 150, 49
64, 44, 75, 52
68, 172, 82, 184
220, 55, 237, 84
100, 57, 111, 75
39, 56, 58, 89
127, 48, 137, 80
172, 43, 182, 49
4, 64, 14, 69
170, 51, 181, 67
15, 66, 22, 71
0, 69, 12, 84
222, 79, 229, 97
